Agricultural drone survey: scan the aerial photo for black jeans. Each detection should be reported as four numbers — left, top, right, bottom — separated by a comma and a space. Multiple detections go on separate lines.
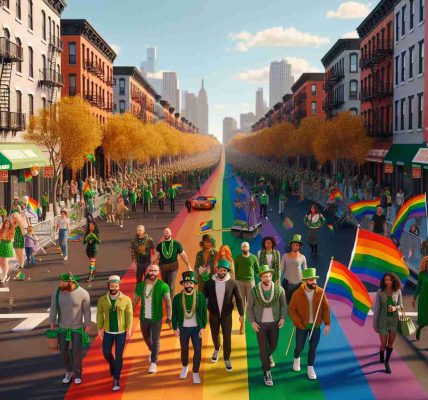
256, 322, 279, 372
282, 279, 301, 305
260, 204, 267, 218
59, 331, 82, 378
140, 319, 163, 363
170, 199, 175, 212
42, 205, 48, 221
143, 203, 149, 213
209, 314, 232, 360
159, 200, 164, 211
160, 265, 179, 298
102, 332, 126, 380
294, 327, 321, 366
136, 261, 150, 283
180, 326, 202, 373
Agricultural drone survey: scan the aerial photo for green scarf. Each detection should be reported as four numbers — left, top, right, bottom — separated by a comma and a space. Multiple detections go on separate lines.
253, 282, 281, 308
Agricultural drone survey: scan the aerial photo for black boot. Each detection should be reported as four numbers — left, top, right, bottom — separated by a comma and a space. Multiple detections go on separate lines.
384, 347, 393, 374
310, 245, 314, 254
314, 245, 318, 254
379, 349, 385, 363
416, 326, 422, 341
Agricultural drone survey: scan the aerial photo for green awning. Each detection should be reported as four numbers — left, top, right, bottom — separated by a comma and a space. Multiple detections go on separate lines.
383, 144, 426, 166
0, 143, 48, 171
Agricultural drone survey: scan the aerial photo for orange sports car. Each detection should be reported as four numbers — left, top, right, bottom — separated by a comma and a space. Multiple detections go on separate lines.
191, 196, 217, 210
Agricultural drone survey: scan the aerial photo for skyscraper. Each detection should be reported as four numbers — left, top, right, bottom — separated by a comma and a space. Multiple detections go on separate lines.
197, 79, 209, 134
269, 60, 294, 107
255, 88, 265, 119
184, 92, 198, 127
223, 117, 238, 144
162, 72, 179, 111
140, 47, 156, 74
240, 112, 256, 133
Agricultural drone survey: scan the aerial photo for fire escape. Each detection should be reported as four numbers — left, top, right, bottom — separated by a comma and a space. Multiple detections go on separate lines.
360, 40, 393, 138
323, 67, 345, 119
39, 34, 64, 105
0, 36, 25, 132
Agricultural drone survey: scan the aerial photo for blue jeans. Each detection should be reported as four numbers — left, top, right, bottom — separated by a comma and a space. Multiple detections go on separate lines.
179, 326, 202, 373
102, 332, 126, 380
25, 247, 35, 265
294, 327, 321, 366
58, 229, 68, 257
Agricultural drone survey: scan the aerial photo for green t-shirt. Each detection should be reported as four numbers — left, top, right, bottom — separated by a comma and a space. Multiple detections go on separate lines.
108, 297, 119, 333
259, 193, 269, 205
135, 280, 170, 322
234, 254, 259, 282
167, 187, 177, 199
156, 239, 183, 264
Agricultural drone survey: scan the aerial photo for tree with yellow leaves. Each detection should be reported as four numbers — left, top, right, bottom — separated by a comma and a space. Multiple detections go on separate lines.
25, 96, 102, 214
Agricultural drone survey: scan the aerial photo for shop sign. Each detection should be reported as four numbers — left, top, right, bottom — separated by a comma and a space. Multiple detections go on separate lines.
43, 166, 54, 178
384, 164, 393, 174
412, 166, 422, 179
0, 170, 8, 182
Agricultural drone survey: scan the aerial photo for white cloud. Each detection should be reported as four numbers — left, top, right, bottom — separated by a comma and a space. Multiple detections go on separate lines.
228, 26, 330, 52
110, 43, 121, 55
326, 2, 371, 19
235, 57, 320, 84
342, 30, 360, 38
213, 104, 228, 112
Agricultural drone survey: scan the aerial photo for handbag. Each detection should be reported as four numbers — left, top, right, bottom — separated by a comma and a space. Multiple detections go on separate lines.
397, 308, 416, 337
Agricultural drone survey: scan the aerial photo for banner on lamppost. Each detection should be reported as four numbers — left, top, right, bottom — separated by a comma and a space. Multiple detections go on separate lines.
384, 163, 393, 174
43, 166, 54, 178
0, 170, 8, 182
412, 166, 422, 179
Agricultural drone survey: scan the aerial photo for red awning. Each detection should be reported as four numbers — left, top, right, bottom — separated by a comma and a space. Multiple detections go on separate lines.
366, 141, 392, 163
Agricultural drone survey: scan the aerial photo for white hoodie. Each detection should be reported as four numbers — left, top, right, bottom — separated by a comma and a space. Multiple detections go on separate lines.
212, 273, 231, 315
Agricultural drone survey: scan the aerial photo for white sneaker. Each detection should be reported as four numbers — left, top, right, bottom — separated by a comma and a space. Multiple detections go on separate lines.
74, 377, 82, 385
148, 363, 157, 374
193, 372, 201, 384
179, 366, 188, 379
62, 372, 72, 384
64, 256, 68, 261
307, 366, 317, 380
269, 355, 275, 368
293, 357, 301, 372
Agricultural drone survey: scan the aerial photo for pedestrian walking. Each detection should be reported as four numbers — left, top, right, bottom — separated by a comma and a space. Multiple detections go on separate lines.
41, 191, 49, 221
158, 188, 166, 211
413, 257, 428, 341
130, 225, 155, 283
194, 234, 218, 291
143, 187, 153, 214
304, 205, 326, 255
24, 225, 38, 266
84, 221, 101, 282
0, 217, 15, 283
259, 191, 269, 220
116, 196, 128, 228
371, 206, 387, 236
11, 212, 26, 269
185, 197, 192, 213
257, 236, 281, 284
167, 186, 178, 213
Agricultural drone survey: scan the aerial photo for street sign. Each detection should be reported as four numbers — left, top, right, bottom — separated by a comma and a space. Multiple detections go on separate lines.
43, 166, 54, 178
0, 170, 8, 182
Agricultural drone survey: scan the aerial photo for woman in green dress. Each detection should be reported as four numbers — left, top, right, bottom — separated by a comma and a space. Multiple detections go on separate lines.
0, 217, 15, 283
412, 256, 428, 341
11, 212, 26, 269
84, 221, 101, 282
304, 204, 326, 255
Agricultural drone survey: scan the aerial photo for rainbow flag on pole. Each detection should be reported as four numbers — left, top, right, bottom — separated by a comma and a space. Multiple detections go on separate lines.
390, 193, 426, 240
349, 228, 409, 286
172, 183, 183, 190
326, 260, 372, 326
24, 170, 32, 182
329, 189, 344, 203
83, 181, 92, 199
348, 198, 380, 219
27, 197, 39, 218
199, 219, 213, 234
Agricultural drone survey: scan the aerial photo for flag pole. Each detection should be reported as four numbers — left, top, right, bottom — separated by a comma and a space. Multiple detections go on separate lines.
309, 257, 333, 341
348, 224, 360, 270
285, 326, 295, 356
425, 193, 428, 237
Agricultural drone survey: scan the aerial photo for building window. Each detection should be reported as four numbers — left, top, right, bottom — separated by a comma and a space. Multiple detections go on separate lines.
16, 90, 22, 114
419, 40, 424, 74
395, 56, 399, 85
410, 0, 415, 29
119, 100, 125, 113
418, 93, 423, 128
28, 0, 33, 30
394, 100, 399, 130
311, 84, 317, 95
349, 108, 358, 115
16, 0, 21, 20
28, 46, 33, 78
350, 53, 358, 73
48, 16, 51, 41
28, 94, 33, 116
119, 78, 125, 95
420, 0, 424, 23
401, 51, 406, 82
41, 11, 46, 40
400, 98, 405, 130
395, 11, 400, 41
409, 45, 415, 79
311, 101, 317, 114
401, 5, 406, 36
349, 80, 358, 99
408, 95, 414, 129
42, 97, 46, 109
69, 74, 76, 96
16, 38, 22, 73
68, 42, 76, 65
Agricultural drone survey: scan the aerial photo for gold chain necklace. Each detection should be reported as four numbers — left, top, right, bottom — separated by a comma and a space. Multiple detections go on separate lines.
181, 291, 197, 319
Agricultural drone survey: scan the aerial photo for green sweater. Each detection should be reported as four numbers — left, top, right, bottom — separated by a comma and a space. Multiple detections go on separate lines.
135, 279, 170, 322
83, 232, 100, 255
234, 254, 259, 282
172, 291, 207, 330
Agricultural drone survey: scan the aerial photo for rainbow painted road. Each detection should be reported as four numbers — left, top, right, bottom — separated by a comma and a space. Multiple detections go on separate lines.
65, 154, 428, 400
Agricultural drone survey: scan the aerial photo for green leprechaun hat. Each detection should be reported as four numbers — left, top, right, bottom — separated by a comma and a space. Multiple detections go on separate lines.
258, 264, 276, 277
301, 268, 319, 281
289, 234, 304, 246
217, 259, 231, 270
180, 271, 198, 284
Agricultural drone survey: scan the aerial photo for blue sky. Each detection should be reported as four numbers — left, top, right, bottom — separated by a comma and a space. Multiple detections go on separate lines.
63, 0, 373, 141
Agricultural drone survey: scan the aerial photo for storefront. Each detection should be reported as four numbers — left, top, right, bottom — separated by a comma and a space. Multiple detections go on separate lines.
365, 141, 392, 184
0, 143, 48, 211
384, 144, 426, 194
411, 148, 428, 194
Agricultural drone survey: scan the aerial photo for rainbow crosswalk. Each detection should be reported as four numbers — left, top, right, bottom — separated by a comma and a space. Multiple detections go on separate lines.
65, 155, 428, 400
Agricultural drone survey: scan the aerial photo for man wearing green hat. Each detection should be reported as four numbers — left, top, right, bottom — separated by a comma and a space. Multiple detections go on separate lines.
203, 259, 244, 371
247, 265, 286, 387
289, 268, 331, 380
172, 271, 207, 384
97, 275, 133, 391
49, 273, 91, 385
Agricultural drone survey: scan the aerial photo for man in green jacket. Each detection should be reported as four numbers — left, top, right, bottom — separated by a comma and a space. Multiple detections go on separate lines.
97, 275, 133, 392
167, 186, 178, 213
133, 265, 172, 374
259, 190, 269, 220
41, 191, 49, 221
172, 271, 207, 384
143, 187, 153, 214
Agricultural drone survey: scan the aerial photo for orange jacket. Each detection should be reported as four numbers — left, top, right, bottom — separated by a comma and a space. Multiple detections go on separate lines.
289, 285, 331, 329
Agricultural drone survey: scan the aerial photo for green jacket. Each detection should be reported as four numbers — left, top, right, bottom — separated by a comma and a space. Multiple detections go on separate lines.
83, 232, 100, 254
167, 187, 177, 200
172, 291, 207, 330
96, 291, 133, 332
41, 195, 49, 207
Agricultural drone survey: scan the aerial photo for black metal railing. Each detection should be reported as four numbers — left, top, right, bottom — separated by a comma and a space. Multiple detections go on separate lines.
360, 83, 393, 101
360, 40, 394, 69
0, 37, 23, 62
49, 35, 63, 51
39, 68, 64, 86
365, 122, 393, 137
0, 111, 26, 131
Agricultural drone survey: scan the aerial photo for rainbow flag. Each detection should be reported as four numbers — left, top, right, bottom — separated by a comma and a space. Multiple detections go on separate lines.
349, 228, 409, 286
199, 219, 213, 234
326, 260, 372, 326
27, 197, 39, 217
348, 198, 380, 219
283, 216, 294, 230
329, 189, 344, 203
83, 182, 92, 199
390, 193, 426, 240
172, 183, 183, 189
24, 170, 32, 182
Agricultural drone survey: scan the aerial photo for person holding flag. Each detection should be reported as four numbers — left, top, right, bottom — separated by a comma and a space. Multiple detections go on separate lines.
289, 268, 330, 380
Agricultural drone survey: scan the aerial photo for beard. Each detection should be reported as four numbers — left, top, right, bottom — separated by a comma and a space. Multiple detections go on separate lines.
242, 250, 249, 256
306, 283, 316, 290
217, 272, 227, 280
147, 274, 157, 281
60, 283, 74, 292
184, 286, 194, 293
164, 235, 171, 241
109, 289, 119, 296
